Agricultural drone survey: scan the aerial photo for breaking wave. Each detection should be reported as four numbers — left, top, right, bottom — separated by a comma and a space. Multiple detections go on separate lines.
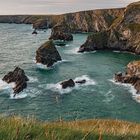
109, 79, 140, 103
46, 75, 96, 94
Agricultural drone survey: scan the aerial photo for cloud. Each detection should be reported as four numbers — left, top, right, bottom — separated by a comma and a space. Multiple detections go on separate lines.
0, 0, 139, 15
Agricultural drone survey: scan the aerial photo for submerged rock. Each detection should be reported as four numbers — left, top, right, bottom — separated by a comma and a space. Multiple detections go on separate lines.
114, 61, 140, 93
36, 40, 62, 67
60, 79, 75, 89
75, 79, 86, 84
2, 67, 29, 96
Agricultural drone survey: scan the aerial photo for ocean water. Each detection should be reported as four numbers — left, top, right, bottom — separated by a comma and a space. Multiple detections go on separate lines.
0, 23, 140, 122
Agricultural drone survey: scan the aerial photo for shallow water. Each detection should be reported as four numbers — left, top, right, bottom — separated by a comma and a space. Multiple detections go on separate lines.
0, 23, 140, 122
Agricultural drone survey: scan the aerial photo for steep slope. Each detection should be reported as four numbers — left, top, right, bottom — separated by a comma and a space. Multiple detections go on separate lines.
79, 1, 140, 54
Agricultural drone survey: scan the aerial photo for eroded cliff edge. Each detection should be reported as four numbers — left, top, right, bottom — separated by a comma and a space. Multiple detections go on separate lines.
79, 1, 140, 54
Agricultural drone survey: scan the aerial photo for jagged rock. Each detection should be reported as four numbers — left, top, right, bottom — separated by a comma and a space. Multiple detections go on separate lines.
60, 79, 75, 89
75, 80, 86, 84
36, 40, 62, 67
114, 61, 140, 93
2, 67, 29, 95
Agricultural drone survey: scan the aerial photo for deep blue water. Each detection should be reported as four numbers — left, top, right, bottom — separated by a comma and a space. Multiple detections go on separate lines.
0, 23, 140, 122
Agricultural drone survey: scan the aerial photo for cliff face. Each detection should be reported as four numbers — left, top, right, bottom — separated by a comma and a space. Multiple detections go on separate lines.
0, 8, 124, 32
79, 1, 140, 54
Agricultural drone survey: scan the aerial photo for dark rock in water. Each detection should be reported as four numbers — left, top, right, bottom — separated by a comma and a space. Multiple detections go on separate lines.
32, 29, 38, 35
75, 79, 86, 84
49, 31, 73, 41
78, 31, 108, 53
36, 40, 62, 67
2, 67, 29, 96
114, 61, 140, 93
60, 79, 75, 89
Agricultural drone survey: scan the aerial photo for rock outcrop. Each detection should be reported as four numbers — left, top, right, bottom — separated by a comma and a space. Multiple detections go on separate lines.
36, 40, 62, 67
60, 79, 87, 89
79, 1, 140, 54
2, 67, 29, 95
0, 7, 124, 33
49, 30, 73, 41
115, 61, 140, 93
60, 79, 75, 89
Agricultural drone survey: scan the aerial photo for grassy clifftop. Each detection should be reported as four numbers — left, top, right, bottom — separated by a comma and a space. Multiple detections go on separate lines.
0, 116, 140, 140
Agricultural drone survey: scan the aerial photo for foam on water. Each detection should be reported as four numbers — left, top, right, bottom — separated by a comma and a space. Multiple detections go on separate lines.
28, 76, 38, 83
65, 47, 97, 55
10, 92, 28, 99
35, 60, 69, 70
109, 79, 140, 103
0, 79, 15, 91
0, 79, 28, 99
46, 75, 96, 94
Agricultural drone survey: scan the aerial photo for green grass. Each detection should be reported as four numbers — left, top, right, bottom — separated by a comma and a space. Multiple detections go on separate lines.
1, 116, 140, 140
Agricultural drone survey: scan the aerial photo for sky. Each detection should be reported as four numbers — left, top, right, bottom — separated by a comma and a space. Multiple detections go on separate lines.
0, 0, 139, 15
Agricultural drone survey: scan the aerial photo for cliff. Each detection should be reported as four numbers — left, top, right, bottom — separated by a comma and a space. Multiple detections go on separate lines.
0, 7, 124, 33
79, 1, 140, 54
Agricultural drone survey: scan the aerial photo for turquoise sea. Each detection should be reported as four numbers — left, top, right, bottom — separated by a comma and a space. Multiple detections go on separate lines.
0, 23, 140, 122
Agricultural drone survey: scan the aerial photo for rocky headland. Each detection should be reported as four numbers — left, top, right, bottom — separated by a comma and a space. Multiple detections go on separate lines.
115, 61, 140, 93
79, 1, 140, 54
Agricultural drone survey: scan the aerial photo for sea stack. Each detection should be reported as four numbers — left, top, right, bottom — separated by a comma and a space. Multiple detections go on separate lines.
2, 67, 29, 96
36, 40, 62, 67
114, 61, 140, 93
49, 23, 73, 41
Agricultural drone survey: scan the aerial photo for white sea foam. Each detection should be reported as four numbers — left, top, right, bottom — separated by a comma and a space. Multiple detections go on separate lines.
28, 76, 38, 83
35, 60, 68, 70
103, 90, 115, 103
113, 51, 121, 53
46, 75, 96, 94
10, 92, 28, 99
0, 79, 28, 99
65, 47, 97, 55
0, 79, 15, 91
109, 79, 140, 103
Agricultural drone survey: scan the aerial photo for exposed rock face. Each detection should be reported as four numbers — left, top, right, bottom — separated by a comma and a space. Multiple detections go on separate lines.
36, 40, 62, 67
2, 67, 29, 95
60, 79, 75, 89
78, 31, 109, 52
49, 30, 73, 41
0, 7, 124, 32
115, 61, 140, 93
79, 1, 140, 54
33, 19, 50, 29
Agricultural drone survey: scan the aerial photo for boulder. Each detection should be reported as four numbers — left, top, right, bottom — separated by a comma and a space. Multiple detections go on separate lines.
60, 79, 75, 89
2, 67, 29, 96
36, 40, 62, 67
